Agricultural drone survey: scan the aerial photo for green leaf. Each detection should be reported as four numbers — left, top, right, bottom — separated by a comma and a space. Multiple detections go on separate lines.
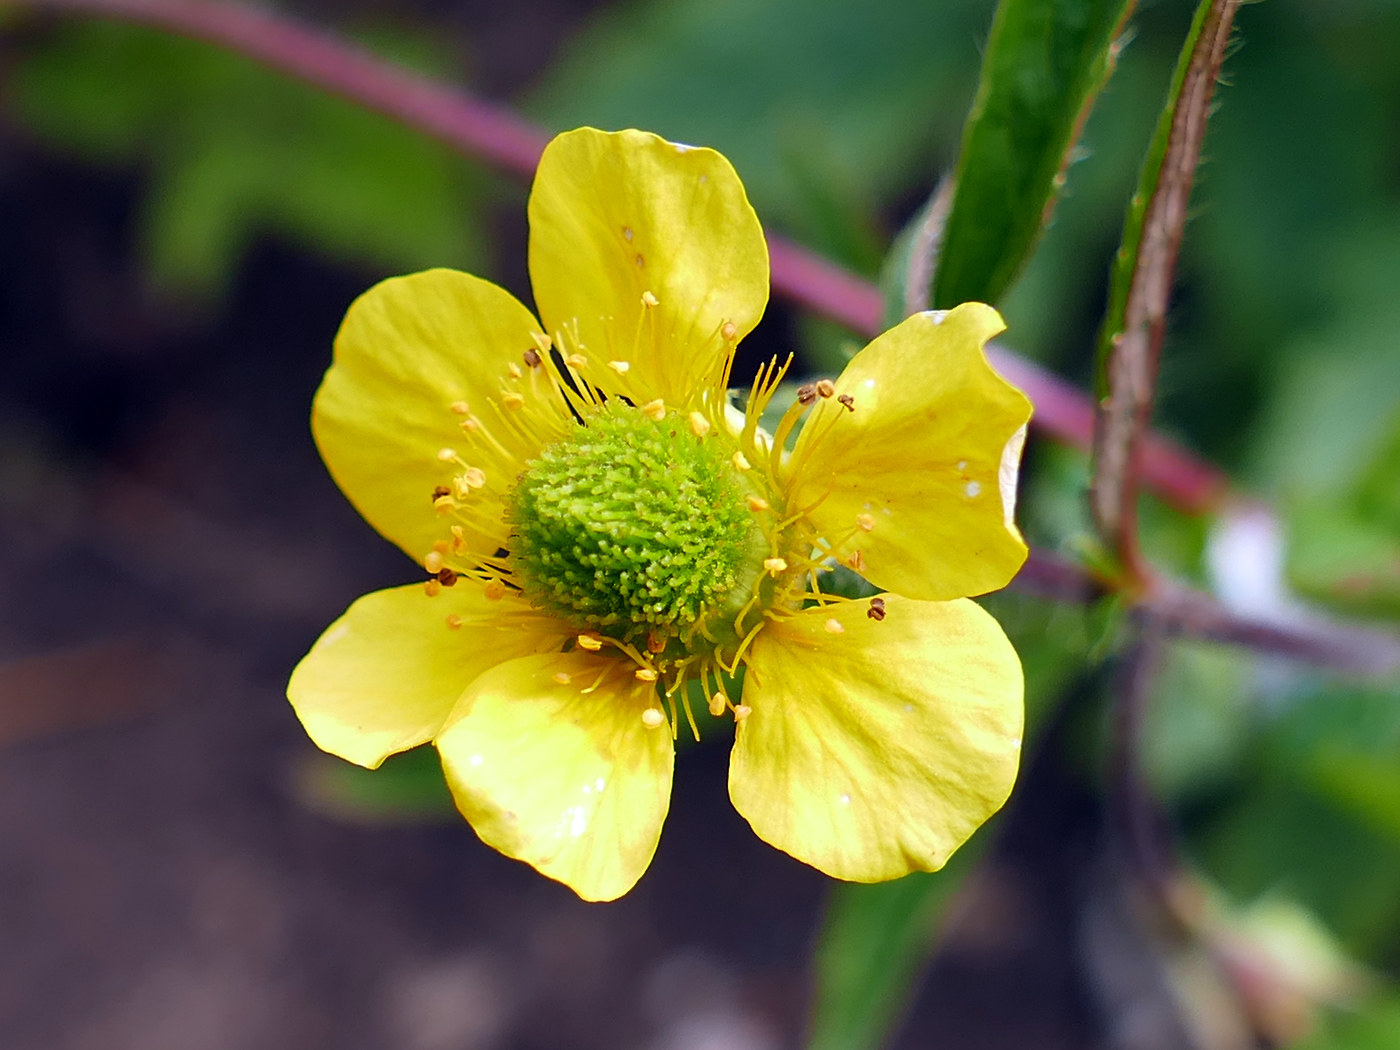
933, 0, 1135, 308
806, 842, 984, 1050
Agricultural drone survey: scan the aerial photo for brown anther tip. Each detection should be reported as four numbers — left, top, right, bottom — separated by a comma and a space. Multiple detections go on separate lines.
868, 597, 887, 621
796, 383, 818, 406
816, 379, 836, 399
837, 393, 855, 412
646, 631, 667, 654
437, 568, 458, 587
432, 485, 451, 501
523, 348, 543, 368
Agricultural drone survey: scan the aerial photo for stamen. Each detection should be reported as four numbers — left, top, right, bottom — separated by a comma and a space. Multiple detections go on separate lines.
424, 551, 444, 573
424, 579, 442, 597
446, 615, 464, 630
857, 513, 876, 532
437, 568, 458, 587
449, 401, 470, 415
641, 290, 660, 307
747, 495, 770, 513
608, 360, 631, 375
634, 668, 658, 683
567, 353, 588, 370
847, 549, 867, 573
641, 398, 666, 421
689, 411, 711, 437
824, 618, 845, 635
796, 383, 818, 406
434, 495, 457, 514
432, 485, 450, 502
733, 704, 752, 722
501, 392, 525, 410
868, 597, 887, 621
461, 467, 486, 489
732, 451, 751, 471
708, 692, 726, 717
553, 671, 572, 685
508, 362, 523, 379
763, 557, 788, 576
577, 634, 603, 652
484, 580, 506, 601
838, 393, 855, 412
816, 379, 836, 399
641, 708, 667, 729
721, 321, 738, 341
437, 447, 457, 462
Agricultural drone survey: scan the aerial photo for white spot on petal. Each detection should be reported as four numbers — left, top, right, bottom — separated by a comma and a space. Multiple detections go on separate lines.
469, 754, 483, 767
595, 777, 606, 792
623, 226, 633, 241
965, 480, 982, 498
839, 794, 851, 805
569, 807, 588, 837
924, 309, 949, 325
957, 460, 968, 472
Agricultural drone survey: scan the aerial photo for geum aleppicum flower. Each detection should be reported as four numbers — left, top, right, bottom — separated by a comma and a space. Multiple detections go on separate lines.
288, 127, 1033, 902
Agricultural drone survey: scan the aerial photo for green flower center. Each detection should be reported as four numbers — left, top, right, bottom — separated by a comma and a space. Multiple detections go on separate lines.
506, 406, 764, 646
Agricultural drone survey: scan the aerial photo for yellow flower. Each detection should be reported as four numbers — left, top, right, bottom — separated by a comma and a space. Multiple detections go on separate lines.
288, 128, 1032, 902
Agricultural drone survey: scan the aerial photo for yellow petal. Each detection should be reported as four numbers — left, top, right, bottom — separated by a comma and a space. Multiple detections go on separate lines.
788, 304, 1032, 600
288, 583, 566, 769
436, 652, 673, 902
314, 268, 572, 564
729, 595, 1023, 882
528, 128, 768, 407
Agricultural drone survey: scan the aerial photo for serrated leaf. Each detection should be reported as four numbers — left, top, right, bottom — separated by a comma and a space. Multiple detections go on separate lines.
933, 0, 1135, 308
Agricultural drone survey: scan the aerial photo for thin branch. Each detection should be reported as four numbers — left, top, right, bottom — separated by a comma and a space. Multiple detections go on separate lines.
1089, 0, 1242, 579
9, 0, 1230, 517
6, 0, 1397, 677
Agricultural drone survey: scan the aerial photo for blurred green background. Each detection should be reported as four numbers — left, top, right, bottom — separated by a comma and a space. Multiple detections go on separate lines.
2, 0, 1399, 1047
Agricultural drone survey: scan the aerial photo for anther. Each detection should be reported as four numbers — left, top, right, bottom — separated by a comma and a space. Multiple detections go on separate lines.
816, 379, 836, 399
432, 540, 450, 553
608, 360, 631, 375
437, 448, 457, 462
459, 418, 479, 432
523, 348, 542, 369
531, 331, 553, 353
437, 568, 458, 587
433, 496, 456, 514
732, 451, 751, 471
747, 495, 769, 512
868, 597, 887, 621
708, 693, 726, 717
634, 668, 658, 683
838, 393, 855, 412
432, 485, 451, 502
824, 618, 845, 635
501, 392, 525, 410
733, 704, 752, 722
461, 467, 486, 489
763, 557, 788, 576
641, 399, 666, 421
553, 671, 572, 685
721, 321, 738, 341
847, 549, 867, 573
577, 634, 603, 652
424, 551, 445, 573
857, 513, 876, 532
797, 383, 818, 406
424, 579, 442, 597
689, 411, 711, 437
641, 708, 666, 729
484, 580, 506, 601
641, 290, 660, 307
567, 353, 588, 370
446, 615, 464, 630
646, 631, 667, 654
449, 401, 470, 415
507, 362, 523, 379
